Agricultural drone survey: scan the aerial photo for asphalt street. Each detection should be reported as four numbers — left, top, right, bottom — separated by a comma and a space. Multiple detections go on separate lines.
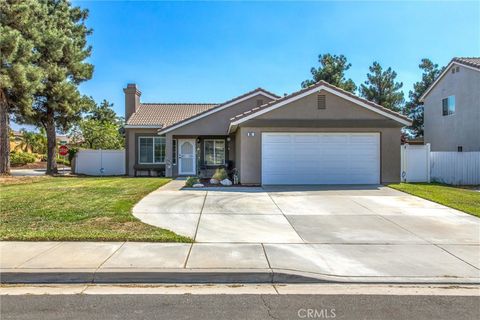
2, 294, 479, 320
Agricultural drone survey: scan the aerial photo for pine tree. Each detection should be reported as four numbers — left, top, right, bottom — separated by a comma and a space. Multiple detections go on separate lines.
404, 59, 444, 137
18, 0, 94, 174
302, 54, 357, 92
86, 99, 119, 124
360, 62, 404, 112
0, 0, 44, 175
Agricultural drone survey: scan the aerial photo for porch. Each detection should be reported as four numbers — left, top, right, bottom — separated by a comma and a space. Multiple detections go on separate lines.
170, 135, 236, 179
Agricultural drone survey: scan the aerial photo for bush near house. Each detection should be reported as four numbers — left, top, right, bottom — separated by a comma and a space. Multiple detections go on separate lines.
10, 151, 36, 166
212, 168, 228, 181
185, 176, 200, 187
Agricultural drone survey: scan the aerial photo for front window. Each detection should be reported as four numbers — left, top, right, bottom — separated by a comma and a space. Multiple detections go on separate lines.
204, 139, 225, 165
139, 136, 166, 164
442, 96, 455, 116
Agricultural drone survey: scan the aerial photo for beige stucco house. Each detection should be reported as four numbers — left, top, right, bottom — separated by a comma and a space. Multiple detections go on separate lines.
421, 57, 480, 152
124, 81, 411, 184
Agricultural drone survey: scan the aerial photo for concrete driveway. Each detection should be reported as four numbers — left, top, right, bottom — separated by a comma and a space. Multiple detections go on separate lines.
134, 180, 478, 244
131, 180, 479, 281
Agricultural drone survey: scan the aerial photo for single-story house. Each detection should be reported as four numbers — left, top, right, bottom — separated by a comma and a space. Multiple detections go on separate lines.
124, 81, 411, 184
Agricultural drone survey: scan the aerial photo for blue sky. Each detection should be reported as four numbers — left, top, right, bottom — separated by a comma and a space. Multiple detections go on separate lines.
13, 0, 480, 130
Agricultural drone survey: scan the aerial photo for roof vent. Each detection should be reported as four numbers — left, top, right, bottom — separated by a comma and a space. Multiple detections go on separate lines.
317, 94, 326, 109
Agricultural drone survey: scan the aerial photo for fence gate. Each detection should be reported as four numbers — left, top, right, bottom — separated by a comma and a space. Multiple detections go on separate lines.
400, 144, 430, 183
401, 144, 480, 185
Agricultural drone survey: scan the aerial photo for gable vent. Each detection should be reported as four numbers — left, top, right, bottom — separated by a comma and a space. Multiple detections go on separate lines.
256, 99, 264, 107
317, 94, 326, 109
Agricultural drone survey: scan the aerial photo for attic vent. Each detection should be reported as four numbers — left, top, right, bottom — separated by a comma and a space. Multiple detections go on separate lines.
317, 94, 326, 109
256, 99, 264, 107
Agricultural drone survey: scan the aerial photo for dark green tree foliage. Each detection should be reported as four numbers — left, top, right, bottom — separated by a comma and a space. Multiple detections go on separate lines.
70, 99, 124, 150
360, 62, 404, 112
404, 59, 444, 137
302, 54, 357, 92
0, 0, 44, 174
78, 119, 124, 150
21, 0, 94, 174
86, 99, 118, 124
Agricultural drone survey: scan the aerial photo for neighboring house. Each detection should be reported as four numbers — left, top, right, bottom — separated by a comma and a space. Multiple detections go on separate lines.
421, 57, 480, 152
124, 81, 411, 184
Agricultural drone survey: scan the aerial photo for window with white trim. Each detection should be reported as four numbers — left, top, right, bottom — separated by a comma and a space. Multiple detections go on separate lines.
204, 139, 225, 165
138, 136, 166, 164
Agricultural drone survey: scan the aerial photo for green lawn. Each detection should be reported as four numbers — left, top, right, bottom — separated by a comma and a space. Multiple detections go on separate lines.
0, 176, 191, 242
388, 183, 480, 218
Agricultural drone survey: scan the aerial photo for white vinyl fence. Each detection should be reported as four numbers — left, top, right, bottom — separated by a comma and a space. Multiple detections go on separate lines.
74, 149, 125, 176
430, 152, 480, 185
401, 144, 480, 185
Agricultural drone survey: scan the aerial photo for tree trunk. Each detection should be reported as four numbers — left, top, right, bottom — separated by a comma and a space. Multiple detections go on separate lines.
45, 107, 58, 175
0, 93, 11, 175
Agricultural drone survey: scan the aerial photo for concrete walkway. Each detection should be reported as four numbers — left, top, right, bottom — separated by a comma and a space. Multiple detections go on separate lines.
1, 241, 479, 284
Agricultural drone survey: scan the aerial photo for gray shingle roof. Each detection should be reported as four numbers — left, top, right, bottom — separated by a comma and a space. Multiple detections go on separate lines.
126, 103, 218, 127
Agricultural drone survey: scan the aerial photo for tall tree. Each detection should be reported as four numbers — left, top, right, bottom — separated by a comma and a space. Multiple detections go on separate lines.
79, 119, 124, 150
86, 99, 118, 124
18, 0, 94, 174
69, 99, 124, 150
0, 0, 44, 175
404, 59, 444, 137
302, 54, 357, 92
360, 61, 404, 112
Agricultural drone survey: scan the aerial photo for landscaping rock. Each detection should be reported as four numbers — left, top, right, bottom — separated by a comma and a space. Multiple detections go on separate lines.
220, 179, 232, 186
192, 183, 204, 188
209, 178, 219, 185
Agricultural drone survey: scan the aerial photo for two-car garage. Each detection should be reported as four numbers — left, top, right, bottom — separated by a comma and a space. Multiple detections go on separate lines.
261, 132, 380, 185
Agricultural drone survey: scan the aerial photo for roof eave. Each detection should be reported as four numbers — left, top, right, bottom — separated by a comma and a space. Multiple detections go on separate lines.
157, 89, 278, 135
420, 60, 480, 102
230, 83, 412, 127
124, 125, 163, 129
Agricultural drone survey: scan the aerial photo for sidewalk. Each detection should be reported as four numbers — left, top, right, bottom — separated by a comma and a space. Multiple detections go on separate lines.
1, 241, 479, 284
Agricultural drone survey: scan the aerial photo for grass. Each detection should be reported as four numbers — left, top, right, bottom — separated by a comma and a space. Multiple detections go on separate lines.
388, 183, 480, 218
0, 176, 191, 242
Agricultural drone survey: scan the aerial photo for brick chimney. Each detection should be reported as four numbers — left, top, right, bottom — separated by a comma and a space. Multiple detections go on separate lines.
123, 83, 141, 121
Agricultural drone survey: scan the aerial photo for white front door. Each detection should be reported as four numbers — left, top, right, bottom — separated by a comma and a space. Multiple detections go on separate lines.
178, 139, 196, 175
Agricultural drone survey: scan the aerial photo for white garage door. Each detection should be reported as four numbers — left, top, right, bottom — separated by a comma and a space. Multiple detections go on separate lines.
262, 132, 380, 185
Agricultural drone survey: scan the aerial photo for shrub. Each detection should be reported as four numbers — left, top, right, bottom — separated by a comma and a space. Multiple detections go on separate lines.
185, 176, 199, 187
212, 168, 228, 181
56, 157, 70, 166
10, 151, 36, 166
68, 147, 78, 163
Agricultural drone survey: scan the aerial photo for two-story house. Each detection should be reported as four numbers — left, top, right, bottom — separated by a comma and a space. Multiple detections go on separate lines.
421, 57, 480, 152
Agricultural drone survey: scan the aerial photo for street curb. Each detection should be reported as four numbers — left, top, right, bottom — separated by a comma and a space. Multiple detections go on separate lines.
2, 268, 479, 285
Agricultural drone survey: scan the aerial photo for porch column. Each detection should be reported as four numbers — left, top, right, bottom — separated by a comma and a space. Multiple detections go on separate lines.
165, 133, 173, 177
